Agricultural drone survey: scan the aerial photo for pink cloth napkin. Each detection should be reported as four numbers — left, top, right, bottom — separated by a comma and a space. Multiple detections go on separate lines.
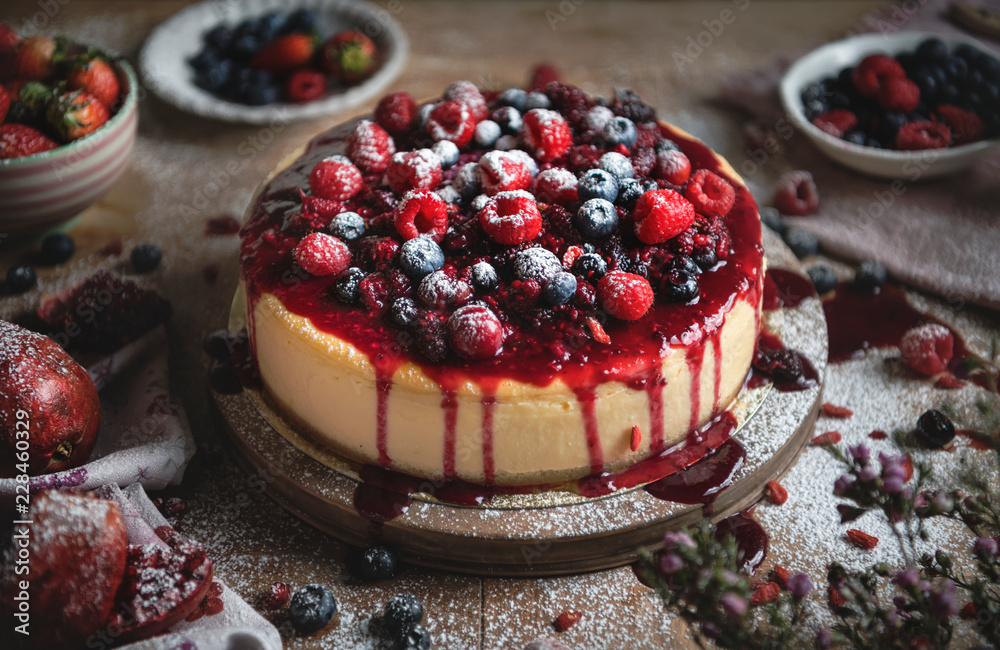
719, 0, 1000, 310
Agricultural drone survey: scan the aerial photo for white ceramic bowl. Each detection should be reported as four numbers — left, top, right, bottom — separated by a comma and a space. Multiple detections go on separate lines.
0, 51, 138, 235
780, 31, 1000, 180
139, 0, 408, 125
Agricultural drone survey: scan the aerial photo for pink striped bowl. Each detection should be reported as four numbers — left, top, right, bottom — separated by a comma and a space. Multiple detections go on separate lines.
0, 54, 138, 235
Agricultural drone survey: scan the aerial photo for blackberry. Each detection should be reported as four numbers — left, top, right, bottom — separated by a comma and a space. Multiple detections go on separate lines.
334, 267, 367, 303
660, 268, 699, 302
5, 265, 36, 294
384, 593, 424, 635
414, 313, 449, 362
288, 585, 337, 633
389, 297, 419, 328
131, 244, 162, 273
610, 89, 656, 123
782, 227, 818, 259
807, 264, 838, 294
916, 409, 955, 448
852, 260, 887, 292
573, 253, 607, 281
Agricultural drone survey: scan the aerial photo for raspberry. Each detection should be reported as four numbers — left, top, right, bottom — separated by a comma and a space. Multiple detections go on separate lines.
598, 271, 654, 320
845, 529, 879, 550
294, 232, 350, 276
346, 120, 396, 173
533, 168, 578, 204
684, 169, 736, 216
934, 105, 983, 145
308, 155, 363, 201
811, 110, 859, 138
877, 77, 920, 114
442, 80, 489, 122
418, 270, 472, 310
356, 236, 400, 271
478, 190, 543, 245
447, 303, 504, 359
476, 151, 532, 196
394, 190, 447, 242
852, 54, 905, 98
360, 273, 391, 315
772, 170, 819, 216
375, 91, 417, 135
568, 144, 601, 173
426, 100, 476, 147
654, 149, 691, 184
632, 189, 695, 244
610, 89, 656, 124
386, 149, 443, 194
895, 121, 950, 151
900, 323, 954, 376
519, 109, 572, 162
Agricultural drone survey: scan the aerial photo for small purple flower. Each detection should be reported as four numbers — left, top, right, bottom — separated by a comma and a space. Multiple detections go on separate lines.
931, 491, 954, 514
858, 464, 879, 482
659, 553, 684, 575
833, 475, 854, 495
719, 592, 747, 617
815, 628, 832, 649
787, 572, 814, 598
880, 453, 908, 481
718, 569, 739, 587
662, 531, 695, 550
893, 594, 909, 610
848, 443, 870, 462
700, 622, 719, 639
929, 579, 958, 620
892, 569, 920, 589
974, 536, 999, 560
882, 476, 905, 494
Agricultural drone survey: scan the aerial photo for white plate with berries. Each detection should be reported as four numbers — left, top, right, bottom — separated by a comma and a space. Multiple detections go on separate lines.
139, 0, 408, 124
780, 31, 1000, 180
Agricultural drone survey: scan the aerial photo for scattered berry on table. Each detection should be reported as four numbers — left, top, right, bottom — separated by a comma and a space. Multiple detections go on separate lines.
852, 260, 887, 292
900, 323, 954, 376
782, 227, 819, 259
288, 584, 337, 633
806, 264, 837, 294
358, 545, 399, 581
261, 581, 290, 610
131, 244, 163, 273
395, 622, 432, 650
41, 233, 75, 264
772, 170, 819, 217
5, 264, 36, 293
383, 593, 424, 635
916, 409, 955, 448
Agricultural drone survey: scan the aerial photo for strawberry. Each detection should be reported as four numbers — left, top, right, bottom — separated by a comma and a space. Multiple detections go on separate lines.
320, 30, 377, 83
46, 90, 109, 141
0, 123, 57, 158
250, 33, 317, 72
66, 57, 120, 109
934, 105, 983, 145
15, 35, 60, 81
0, 22, 20, 83
0, 84, 7, 123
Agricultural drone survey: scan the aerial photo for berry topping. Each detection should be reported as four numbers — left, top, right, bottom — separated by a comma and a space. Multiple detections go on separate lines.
470, 261, 499, 292
478, 190, 543, 245
934, 105, 983, 145
601, 116, 638, 148
131, 243, 163, 273
653, 148, 691, 184
684, 169, 735, 216
578, 168, 619, 203
772, 170, 819, 216
542, 272, 577, 306
632, 189, 695, 244
387, 149, 444, 194
330, 211, 366, 241
448, 303, 504, 359
395, 190, 449, 241
426, 100, 476, 147
900, 323, 954, 376
384, 593, 424, 635
852, 54, 905, 98
895, 121, 951, 150
575, 198, 619, 239
442, 79, 489, 121
346, 119, 396, 173
309, 155, 363, 201
533, 168, 578, 204
375, 91, 417, 135
519, 108, 572, 162
598, 270, 654, 320
289, 584, 337, 633
474, 119, 501, 147
432, 139, 460, 169
477, 151, 533, 196
811, 110, 859, 138
513, 247, 562, 283
334, 267, 366, 303
598, 152, 634, 180
877, 76, 920, 114
572, 252, 607, 281
419, 270, 472, 310
295, 232, 351, 276
916, 409, 955, 448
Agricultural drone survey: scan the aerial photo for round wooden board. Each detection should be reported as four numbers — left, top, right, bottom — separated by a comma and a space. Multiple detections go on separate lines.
209, 230, 827, 576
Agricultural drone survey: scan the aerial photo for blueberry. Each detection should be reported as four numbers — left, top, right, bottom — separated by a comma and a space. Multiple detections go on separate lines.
800, 82, 824, 105
806, 264, 837, 294
916, 38, 948, 64
470, 194, 491, 213
843, 130, 866, 146
474, 120, 501, 148
497, 87, 527, 112
384, 593, 424, 635
782, 227, 818, 259
5, 265, 36, 294
436, 185, 461, 205
41, 233, 75, 264
389, 297, 419, 328
229, 32, 261, 59
945, 56, 969, 82
196, 59, 234, 93
954, 43, 982, 66
288, 584, 337, 633
491, 106, 522, 134
131, 243, 162, 273
615, 178, 644, 209
976, 54, 1000, 80
258, 11, 285, 41
866, 138, 883, 149
513, 247, 562, 283
916, 409, 956, 448
876, 111, 908, 142
453, 164, 481, 200
470, 261, 498, 292
542, 272, 577, 306
574, 198, 619, 239
691, 245, 717, 272
358, 545, 398, 581
601, 116, 638, 148
572, 253, 607, 281
759, 207, 784, 234
204, 24, 233, 50
189, 47, 221, 72
852, 260, 887, 292
829, 91, 852, 109
577, 169, 619, 203
432, 140, 460, 169
525, 91, 551, 110
283, 8, 318, 33
659, 268, 699, 302
396, 622, 431, 650
671, 255, 702, 277
334, 267, 367, 303
399, 238, 445, 280
242, 79, 279, 106
598, 152, 634, 181
330, 212, 365, 241
494, 135, 518, 151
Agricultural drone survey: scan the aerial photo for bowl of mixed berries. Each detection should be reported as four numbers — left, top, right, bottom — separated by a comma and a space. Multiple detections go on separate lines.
780, 31, 1000, 180
139, 0, 407, 124
0, 24, 138, 235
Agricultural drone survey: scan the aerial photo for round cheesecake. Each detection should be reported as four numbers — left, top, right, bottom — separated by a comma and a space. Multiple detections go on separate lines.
240, 83, 764, 486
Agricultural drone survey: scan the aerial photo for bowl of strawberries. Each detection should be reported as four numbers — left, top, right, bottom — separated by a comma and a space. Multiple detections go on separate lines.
0, 24, 139, 235
780, 31, 1000, 180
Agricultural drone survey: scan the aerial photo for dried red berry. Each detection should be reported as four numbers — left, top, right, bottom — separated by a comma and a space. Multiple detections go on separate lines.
630, 425, 642, 452
751, 582, 781, 606
829, 586, 847, 608
554, 610, 583, 632
163, 497, 186, 517
811, 431, 842, 445
773, 170, 819, 216
868, 430, 888, 440
684, 169, 735, 216
821, 403, 854, 418
586, 316, 610, 344
772, 565, 791, 588
765, 480, 788, 505
845, 529, 878, 550
935, 374, 966, 389
961, 602, 977, 619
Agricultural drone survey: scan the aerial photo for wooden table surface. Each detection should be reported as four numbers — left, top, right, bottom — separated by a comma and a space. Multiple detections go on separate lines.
0, 2, 905, 648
